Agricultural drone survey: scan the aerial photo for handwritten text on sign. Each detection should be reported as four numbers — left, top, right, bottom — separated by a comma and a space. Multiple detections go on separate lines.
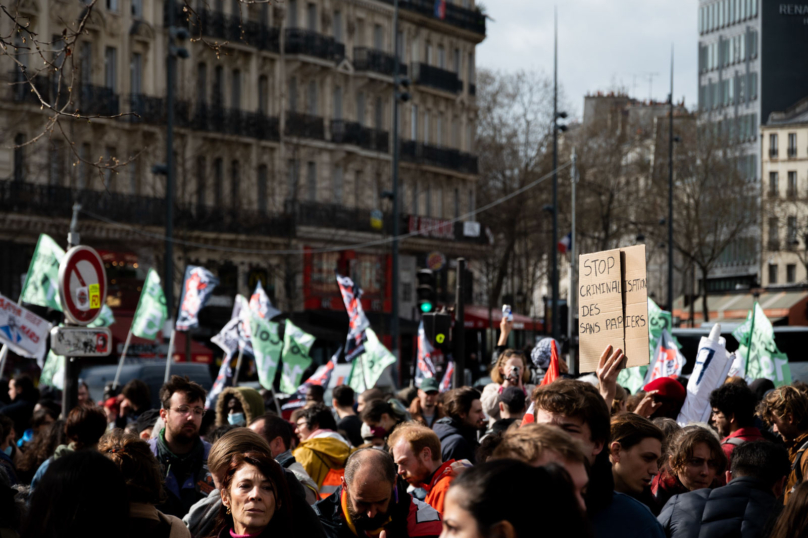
578, 245, 649, 372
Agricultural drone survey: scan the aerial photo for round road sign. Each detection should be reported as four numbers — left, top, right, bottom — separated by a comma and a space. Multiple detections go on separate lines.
58, 245, 107, 326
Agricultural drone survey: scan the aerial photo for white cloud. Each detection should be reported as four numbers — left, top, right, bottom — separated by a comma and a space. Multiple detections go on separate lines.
476, 0, 699, 119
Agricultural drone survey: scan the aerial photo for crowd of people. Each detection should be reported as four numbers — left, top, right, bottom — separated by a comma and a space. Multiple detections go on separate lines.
3, 339, 808, 538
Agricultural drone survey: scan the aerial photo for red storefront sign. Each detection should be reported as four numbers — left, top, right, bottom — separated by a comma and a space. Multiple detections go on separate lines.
408, 216, 454, 240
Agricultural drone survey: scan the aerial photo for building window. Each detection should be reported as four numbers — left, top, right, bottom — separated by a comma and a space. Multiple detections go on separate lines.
438, 45, 446, 69
49, 139, 64, 186
104, 46, 116, 91
257, 164, 268, 215
231, 69, 241, 109
306, 3, 316, 31
230, 160, 240, 209
789, 133, 797, 158
373, 24, 384, 51
333, 86, 343, 120
410, 105, 418, 140
454, 48, 461, 74
132, 0, 142, 17
307, 80, 317, 115
375, 97, 383, 130
79, 142, 90, 189
287, 0, 297, 27
13, 133, 24, 182
288, 77, 297, 112
787, 264, 797, 284
258, 75, 269, 114
306, 161, 316, 201
436, 187, 443, 218
770, 133, 778, 158
769, 263, 778, 285
423, 111, 430, 144
107, 0, 118, 12
356, 91, 365, 125
130, 53, 142, 95
333, 10, 343, 42
333, 165, 343, 204
214, 66, 224, 106
437, 114, 443, 146
468, 189, 474, 219
197, 156, 206, 209
354, 170, 363, 208
104, 146, 115, 187
769, 172, 778, 197
426, 43, 433, 65
287, 159, 299, 200
425, 184, 431, 216
788, 216, 798, 246
454, 188, 459, 219
412, 182, 418, 214
214, 157, 224, 203
788, 171, 797, 197
768, 217, 779, 249
197, 63, 207, 105
397, 30, 404, 59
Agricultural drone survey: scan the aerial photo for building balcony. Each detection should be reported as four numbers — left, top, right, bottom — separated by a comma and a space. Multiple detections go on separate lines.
166, 4, 280, 52
330, 120, 389, 152
788, 147, 798, 158
377, 0, 486, 37
411, 63, 462, 94
129, 94, 168, 124
7, 72, 49, 105
353, 48, 407, 78
78, 85, 120, 116
284, 28, 344, 62
767, 240, 780, 251
286, 200, 390, 233
0, 179, 295, 238
400, 141, 478, 174
285, 111, 325, 140
190, 104, 279, 140
770, 149, 779, 159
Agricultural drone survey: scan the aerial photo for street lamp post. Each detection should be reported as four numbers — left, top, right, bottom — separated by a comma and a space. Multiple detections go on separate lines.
551, 9, 567, 342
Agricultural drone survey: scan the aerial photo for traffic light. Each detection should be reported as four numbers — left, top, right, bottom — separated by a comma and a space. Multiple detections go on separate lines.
422, 312, 452, 350
416, 269, 436, 313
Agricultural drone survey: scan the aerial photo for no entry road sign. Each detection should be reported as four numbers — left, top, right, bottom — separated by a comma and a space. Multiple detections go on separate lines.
58, 245, 107, 326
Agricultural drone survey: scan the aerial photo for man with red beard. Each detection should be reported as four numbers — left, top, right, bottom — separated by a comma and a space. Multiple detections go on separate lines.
149, 375, 214, 519
314, 447, 442, 538
389, 423, 456, 516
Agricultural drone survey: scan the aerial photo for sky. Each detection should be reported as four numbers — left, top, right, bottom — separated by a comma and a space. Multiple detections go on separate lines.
476, 0, 700, 120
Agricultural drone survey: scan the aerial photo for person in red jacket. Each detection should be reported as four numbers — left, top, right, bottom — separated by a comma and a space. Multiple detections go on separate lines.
388, 423, 456, 516
709, 383, 763, 461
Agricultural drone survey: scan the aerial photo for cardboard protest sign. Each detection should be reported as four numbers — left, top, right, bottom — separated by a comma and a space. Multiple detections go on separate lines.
578, 245, 649, 372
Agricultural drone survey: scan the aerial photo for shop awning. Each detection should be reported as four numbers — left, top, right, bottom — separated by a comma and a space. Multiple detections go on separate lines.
673, 290, 808, 326
462, 305, 544, 332
107, 315, 214, 364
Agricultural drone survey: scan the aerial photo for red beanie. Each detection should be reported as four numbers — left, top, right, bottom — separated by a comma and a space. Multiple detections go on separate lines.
643, 376, 686, 403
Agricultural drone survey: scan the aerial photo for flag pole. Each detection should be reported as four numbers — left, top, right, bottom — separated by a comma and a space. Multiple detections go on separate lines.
113, 330, 134, 389
360, 354, 371, 391
232, 346, 245, 386
164, 328, 177, 383
746, 301, 758, 368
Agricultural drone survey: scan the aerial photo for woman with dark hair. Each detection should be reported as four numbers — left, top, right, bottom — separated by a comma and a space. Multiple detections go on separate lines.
213, 450, 293, 538
441, 459, 592, 538
117, 379, 153, 429
769, 480, 808, 538
1, 375, 40, 440
99, 430, 190, 538
359, 398, 407, 448
15, 418, 65, 484
651, 426, 727, 510
21, 450, 129, 538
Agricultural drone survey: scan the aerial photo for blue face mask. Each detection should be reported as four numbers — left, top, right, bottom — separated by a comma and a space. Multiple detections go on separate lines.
227, 413, 246, 427
3, 446, 12, 456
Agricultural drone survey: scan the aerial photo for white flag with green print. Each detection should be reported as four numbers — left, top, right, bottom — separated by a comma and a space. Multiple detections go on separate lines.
732, 302, 791, 387
250, 311, 283, 390
131, 269, 168, 340
349, 328, 396, 393
280, 321, 315, 394
88, 305, 116, 328
40, 349, 65, 389
20, 234, 65, 311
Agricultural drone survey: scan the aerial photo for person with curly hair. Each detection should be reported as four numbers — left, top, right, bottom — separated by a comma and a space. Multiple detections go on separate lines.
99, 429, 190, 538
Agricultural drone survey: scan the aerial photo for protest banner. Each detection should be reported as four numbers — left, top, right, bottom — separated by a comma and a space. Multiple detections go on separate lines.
732, 302, 791, 387
280, 321, 315, 394
578, 245, 649, 371
0, 293, 51, 360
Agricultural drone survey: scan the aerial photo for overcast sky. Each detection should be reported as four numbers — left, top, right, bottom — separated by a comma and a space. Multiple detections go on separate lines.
476, 0, 700, 120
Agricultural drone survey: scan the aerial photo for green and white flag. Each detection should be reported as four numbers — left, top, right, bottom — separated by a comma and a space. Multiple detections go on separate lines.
20, 234, 65, 311
250, 311, 283, 390
131, 269, 168, 340
40, 349, 65, 389
88, 305, 116, 328
280, 321, 315, 394
349, 328, 396, 393
732, 302, 791, 386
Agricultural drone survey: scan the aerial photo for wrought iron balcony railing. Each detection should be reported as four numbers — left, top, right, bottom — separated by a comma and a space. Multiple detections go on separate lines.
284, 28, 344, 62
353, 48, 407, 77
285, 111, 325, 140
400, 141, 478, 174
411, 63, 462, 94
330, 120, 389, 152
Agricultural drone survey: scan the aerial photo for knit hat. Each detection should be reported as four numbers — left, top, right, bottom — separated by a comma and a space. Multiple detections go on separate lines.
531, 338, 560, 370
643, 376, 686, 403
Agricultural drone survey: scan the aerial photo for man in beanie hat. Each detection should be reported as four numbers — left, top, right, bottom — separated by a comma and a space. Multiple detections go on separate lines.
643, 377, 687, 420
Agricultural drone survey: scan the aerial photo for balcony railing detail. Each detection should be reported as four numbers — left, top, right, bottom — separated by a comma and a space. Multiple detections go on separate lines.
79, 84, 120, 116
412, 63, 462, 93
191, 103, 280, 140
376, 0, 486, 36
286, 111, 325, 140
353, 48, 407, 77
284, 28, 344, 62
401, 141, 478, 174
330, 120, 389, 152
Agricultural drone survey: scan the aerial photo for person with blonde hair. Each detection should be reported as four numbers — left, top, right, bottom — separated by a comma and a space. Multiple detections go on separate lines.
757, 384, 808, 504
388, 423, 455, 515
480, 349, 534, 426
98, 429, 190, 538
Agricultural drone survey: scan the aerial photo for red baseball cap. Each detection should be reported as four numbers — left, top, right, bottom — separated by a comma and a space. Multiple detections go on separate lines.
643, 376, 686, 403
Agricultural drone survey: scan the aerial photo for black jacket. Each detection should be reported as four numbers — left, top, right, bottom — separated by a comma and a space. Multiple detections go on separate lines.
657, 476, 782, 538
313, 483, 441, 538
432, 417, 478, 464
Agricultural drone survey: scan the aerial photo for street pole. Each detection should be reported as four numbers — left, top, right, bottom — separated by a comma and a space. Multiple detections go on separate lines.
62, 203, 82, 415
391, 0, 401, 362
667, 45, 674, 312
165, 0, 177, 326
453, 258, 466, 388
551, 8, 560, 341
568, 150, 578, 375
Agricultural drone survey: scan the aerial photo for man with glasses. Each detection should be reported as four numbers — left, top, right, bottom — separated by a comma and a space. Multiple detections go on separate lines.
149, 375, 214, 518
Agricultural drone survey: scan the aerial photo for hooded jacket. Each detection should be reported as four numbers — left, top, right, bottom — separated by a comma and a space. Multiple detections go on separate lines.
148, 430, 213, 519
214, 387, 265, 427
293, 431, 352, 489
313, 483, 441, 538
432, 417, 478, 464
657, 476, 781, 538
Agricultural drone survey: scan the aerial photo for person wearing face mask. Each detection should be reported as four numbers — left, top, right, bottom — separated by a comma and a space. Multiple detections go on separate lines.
409, 379, 444, 429
215, 387, 266, 428
610, 414, 665, 514
652, 426, 727, 511
359, 399, 407, 449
